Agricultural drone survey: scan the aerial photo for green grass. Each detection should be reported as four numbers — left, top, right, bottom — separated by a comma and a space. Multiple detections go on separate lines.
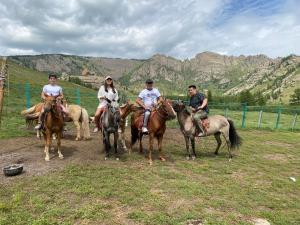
0, 130, 300, 224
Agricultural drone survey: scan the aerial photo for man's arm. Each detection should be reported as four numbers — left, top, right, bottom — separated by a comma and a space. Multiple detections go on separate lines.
136, 97, 147, 109
197, 98, 207, 110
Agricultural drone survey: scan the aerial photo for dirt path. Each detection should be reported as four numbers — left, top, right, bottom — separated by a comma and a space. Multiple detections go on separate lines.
0, 128, 195, 184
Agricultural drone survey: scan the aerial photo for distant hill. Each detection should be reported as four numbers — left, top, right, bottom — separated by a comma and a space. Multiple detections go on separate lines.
8, 52, 300, 103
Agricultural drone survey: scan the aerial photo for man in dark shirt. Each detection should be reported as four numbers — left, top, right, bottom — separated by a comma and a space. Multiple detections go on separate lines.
188, 85, 209, 137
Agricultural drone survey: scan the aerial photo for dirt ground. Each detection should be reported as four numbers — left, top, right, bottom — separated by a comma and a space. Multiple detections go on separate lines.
0, 127, 191, 184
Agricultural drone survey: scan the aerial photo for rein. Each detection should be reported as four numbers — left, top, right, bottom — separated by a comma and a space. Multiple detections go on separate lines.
155, 102, 174, 120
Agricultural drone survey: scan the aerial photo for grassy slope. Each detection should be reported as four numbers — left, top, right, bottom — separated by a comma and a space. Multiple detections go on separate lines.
0, 130, 300, 225
0, 60, 97, 139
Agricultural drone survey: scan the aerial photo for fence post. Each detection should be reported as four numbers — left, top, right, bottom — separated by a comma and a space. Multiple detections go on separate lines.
76, 88, 81, 105
25, 82, 30, 109
258, 107, 263, 128
224, 105, 228, 118
292, 113, 298, 131
242, 103, 247, 128
275, 107, 281, 129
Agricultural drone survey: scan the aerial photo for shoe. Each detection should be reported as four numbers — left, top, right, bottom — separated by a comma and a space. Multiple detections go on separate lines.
35, 123, 42, 130
197, 132, 205, 137
93, 127, 99, 133
118, 128, 122, 133
142, 127, 148, 133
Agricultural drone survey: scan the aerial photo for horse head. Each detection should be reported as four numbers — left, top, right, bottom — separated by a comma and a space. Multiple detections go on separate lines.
156, 98, 176, 120
44, 95, 57, 113
172, 100, 186, 113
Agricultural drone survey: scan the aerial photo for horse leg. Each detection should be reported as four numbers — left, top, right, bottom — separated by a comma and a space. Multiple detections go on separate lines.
44, 132, 51, 161
119, 124, 127, 151
184, 135, 191, 160
149, 133, 154, 165
104, 131, 110, 160
74, 120, 81, 141
139, 133, 143, 154
37, 130, 40, 139
114, 131, 119, 160
214, 132, 222, 155
157, 135, 165, 162
221, 130, 232, 160
57, 132, 64, 159
191, 136, 196, 160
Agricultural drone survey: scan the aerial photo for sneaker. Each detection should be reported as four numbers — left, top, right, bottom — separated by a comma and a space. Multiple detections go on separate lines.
142, 127, 148, 133
93, 127, 99, 133
118, 128, 122, 133
35, 123, 42, 130
197, 132, 205, 137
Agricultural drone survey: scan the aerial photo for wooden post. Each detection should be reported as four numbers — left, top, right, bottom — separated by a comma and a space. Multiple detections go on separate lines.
0, 57, 7, 126
292, 113, 298, 131
258, 108, 263, 128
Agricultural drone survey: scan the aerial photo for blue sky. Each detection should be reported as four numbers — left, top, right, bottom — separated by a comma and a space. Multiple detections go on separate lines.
0, 0, 299, 59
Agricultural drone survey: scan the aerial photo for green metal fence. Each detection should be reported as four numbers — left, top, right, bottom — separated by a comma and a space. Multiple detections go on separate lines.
2, 82, 300, 131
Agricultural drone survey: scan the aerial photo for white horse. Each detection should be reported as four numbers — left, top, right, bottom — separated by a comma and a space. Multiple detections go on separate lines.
21, 103, 91, 141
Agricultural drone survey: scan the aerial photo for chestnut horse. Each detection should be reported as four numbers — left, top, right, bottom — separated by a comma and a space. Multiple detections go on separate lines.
130, 99, 176, 165
118, 101, 137, 150
42, 96, 64, 161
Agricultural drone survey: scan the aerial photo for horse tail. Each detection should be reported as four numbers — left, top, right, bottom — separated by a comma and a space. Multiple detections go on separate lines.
131, 125, 139, 146
21, 105, 36, 116
81, 107, 91, 139
227, 119, 242, 149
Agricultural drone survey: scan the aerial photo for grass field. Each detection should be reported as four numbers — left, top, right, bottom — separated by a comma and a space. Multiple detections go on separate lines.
0, 129, 300, 225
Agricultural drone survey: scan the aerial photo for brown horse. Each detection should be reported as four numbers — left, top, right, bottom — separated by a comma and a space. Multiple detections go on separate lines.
118, 101, 137, 150
130, 99, 176, 165
42, 96, 64, 161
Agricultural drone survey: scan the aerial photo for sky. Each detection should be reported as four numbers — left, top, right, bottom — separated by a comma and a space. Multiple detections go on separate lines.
0, 0, 299, 59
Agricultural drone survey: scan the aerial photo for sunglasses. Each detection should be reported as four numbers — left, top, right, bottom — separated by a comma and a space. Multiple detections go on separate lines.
106, 78, 112, 81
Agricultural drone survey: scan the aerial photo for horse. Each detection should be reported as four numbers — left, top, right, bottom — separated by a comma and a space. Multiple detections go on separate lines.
21, 103, 91, 141
130, 98, 176, 165
101, 102, 121, 160
172, 100, 242, 160
118, 101, 137, 150
42, 96, 64, 161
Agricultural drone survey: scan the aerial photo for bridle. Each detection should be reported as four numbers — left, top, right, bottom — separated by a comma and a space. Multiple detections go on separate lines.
155, 101, 175, 120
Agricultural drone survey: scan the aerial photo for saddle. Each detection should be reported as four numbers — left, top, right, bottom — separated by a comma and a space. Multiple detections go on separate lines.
199, 118, 210, 135
137, 111, 155, 131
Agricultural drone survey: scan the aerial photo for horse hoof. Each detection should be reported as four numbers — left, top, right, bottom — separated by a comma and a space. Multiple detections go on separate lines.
159, 157, 166, 162
104, 157, 108, 161
45, 157, 50, 162
186, 156, 190, 160
192, 156, 196, 160
229, 158, 232, 162
149, 161, 153, 166
59, 155, 64, 159
116, 157, 119, 161
75, 138, 79, 141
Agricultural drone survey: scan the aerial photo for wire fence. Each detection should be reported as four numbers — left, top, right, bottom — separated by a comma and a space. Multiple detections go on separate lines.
1, 82, 300, 132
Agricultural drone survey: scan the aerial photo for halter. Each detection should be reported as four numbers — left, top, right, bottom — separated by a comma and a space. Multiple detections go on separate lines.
156, 101, 175, 120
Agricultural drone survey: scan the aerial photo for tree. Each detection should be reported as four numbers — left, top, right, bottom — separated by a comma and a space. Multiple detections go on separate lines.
207, 90, 212, 102
254, 91, 266, 106
239, 90, 255, 105
289, 88, 300, 105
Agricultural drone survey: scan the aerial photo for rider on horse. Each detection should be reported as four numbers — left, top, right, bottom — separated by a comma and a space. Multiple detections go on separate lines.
93, 76, 119, 132
187, 85, 209, 137
35, 74, 68, 130
136, 79, 162, 134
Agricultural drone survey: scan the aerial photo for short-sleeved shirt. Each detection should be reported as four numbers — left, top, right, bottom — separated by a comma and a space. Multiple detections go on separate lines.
42, 84, 62, 97
138, 88, 161, 108
189, 92, 209, 113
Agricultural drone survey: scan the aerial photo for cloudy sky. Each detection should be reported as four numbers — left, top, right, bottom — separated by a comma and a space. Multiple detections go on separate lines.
0, 0, 299, 59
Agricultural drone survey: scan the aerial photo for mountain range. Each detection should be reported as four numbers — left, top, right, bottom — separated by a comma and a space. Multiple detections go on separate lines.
8, 52, 300, 103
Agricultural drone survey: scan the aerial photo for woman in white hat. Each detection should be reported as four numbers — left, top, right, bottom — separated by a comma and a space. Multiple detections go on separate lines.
93, 76, 119, 132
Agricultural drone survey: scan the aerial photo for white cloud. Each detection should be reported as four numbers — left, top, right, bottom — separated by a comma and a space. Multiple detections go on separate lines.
0, 0, 299, 58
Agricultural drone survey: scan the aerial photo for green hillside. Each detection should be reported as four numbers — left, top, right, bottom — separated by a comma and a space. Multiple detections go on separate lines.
0, 60, 98, 138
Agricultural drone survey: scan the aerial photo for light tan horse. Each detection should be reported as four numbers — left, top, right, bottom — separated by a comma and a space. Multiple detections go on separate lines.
21, 103, 91, 140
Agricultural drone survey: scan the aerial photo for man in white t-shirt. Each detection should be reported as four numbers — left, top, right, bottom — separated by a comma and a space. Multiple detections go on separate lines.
136, 79, 162, 133
35, 74, 65, 130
